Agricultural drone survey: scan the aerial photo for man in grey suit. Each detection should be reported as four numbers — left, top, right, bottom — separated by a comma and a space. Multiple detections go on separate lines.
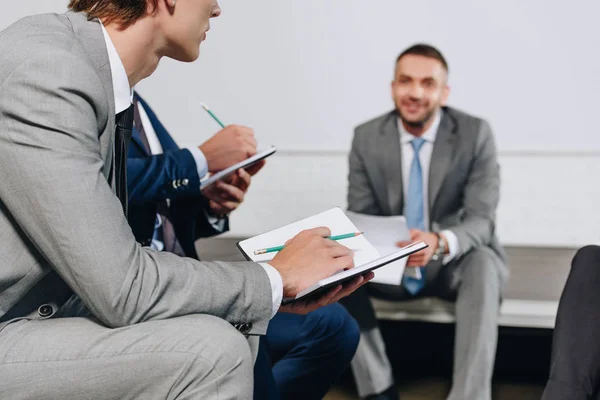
340, 44, 508, 400
0, 1, 371, 398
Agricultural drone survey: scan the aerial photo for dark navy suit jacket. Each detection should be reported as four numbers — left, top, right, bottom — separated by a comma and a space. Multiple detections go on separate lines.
127, 94, 228, 258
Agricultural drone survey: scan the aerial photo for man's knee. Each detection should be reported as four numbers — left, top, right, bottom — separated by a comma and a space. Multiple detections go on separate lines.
306, 303, 360, 362
564, 246, 600, 294
571, 245, 600, 276
159, 315, 253, 383
460, 247, 502, 290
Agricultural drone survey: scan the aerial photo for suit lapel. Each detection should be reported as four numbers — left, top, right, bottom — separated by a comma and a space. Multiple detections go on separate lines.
130, 127, 150, 155
377, 112, 404, 215
428, 110, 457, 211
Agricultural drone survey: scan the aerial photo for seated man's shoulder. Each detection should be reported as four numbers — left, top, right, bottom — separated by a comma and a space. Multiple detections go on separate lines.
0, 13, 76, 57
445, 106, 494, 141
354, 110, 395, 138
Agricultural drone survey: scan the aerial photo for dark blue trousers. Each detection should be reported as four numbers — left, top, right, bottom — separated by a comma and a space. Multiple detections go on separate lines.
253, 303, 360, 400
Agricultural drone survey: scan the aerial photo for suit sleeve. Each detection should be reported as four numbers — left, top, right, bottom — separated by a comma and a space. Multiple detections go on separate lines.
0, 50, 271, 333
127, 149, 201, 204
347, 128, 383, 214
446, 120, 501, 257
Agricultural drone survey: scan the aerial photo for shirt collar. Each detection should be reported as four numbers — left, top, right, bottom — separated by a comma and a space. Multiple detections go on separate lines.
100, 23, 133, 114
398, 109, 443, 144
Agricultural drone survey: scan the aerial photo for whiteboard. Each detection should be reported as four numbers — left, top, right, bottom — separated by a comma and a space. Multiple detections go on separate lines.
4, 1, 600, 152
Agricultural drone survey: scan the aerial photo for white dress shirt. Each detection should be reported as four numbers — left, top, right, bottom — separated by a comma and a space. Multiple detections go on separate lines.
100, 25, 282, 316
398, 111, 460, 265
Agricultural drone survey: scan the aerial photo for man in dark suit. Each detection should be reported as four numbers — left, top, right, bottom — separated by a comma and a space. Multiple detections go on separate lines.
340, 44, 508, 400
128, 93, 361, 399
542, 245, 600, 400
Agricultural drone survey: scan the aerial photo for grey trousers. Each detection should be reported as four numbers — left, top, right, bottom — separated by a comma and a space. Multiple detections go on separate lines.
341, 246, 505, 400
0, 314, 254, 399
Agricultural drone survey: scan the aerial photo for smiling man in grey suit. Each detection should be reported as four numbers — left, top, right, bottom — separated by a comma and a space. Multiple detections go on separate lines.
340, 44, 508, 400
0, 1, 371, 398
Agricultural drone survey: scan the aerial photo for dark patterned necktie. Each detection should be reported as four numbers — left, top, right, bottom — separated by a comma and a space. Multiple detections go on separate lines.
115, 105, 134, 216
133, 99, 185, 256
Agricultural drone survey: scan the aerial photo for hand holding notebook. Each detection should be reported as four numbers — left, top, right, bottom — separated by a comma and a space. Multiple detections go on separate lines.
200, 146, 276, 190
237, 208, 427, 305
265, 226, 374, 311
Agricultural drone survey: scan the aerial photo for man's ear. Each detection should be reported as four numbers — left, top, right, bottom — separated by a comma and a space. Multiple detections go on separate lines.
440, 85, 450, 106
158, 0, 176, 9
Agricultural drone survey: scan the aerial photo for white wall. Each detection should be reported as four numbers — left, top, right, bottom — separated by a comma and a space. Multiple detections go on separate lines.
136, 0, 600, 153
222, 151, 600, 247
0, 1, 67, 24
2, 2, 599, 246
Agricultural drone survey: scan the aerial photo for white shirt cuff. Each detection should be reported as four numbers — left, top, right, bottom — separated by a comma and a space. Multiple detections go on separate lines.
186, 147, 209, 181
260, 263, 283, 318
206, 213, 226, 231
441, 230, 460, 265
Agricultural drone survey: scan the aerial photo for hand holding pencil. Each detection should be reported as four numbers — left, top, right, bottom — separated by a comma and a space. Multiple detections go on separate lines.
254, 232, 363, 255
268, 227, 373, 314
198, 103, 258, 172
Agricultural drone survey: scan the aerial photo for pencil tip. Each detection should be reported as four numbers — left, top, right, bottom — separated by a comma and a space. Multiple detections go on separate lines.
201, 103, 208, 110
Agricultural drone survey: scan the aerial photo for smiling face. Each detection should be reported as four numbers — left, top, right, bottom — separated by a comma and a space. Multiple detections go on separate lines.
391, 54, 449, 133
157, 0, 222, 62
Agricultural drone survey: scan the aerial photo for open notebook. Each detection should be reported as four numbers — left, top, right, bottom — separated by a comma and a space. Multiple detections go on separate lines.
236, 207, 427, 304
346, 211, 414, 285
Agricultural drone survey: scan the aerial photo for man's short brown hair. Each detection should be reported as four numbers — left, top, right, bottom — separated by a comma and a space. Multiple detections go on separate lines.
68, 0, 158, 28
396, 43, 449, 73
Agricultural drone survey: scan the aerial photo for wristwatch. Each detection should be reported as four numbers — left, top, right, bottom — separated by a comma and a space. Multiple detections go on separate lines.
431, 232, 445, 261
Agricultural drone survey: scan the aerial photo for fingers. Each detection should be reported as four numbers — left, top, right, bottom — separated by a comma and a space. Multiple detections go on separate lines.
235, 126, 257, 156
242, 137, 258, 156
225, 125, 257, 157
304, 226, 331, 238
278, 285, 342, 315
282, 273, 375, 314
205, 181, 245, 214
235, 168, 252, 192
331, 255, 355, 271
208, 200, 228, 216
277, 273, 375, 315
409, 229, 422, 240
328, 245, 354, 259
330, 275, 369, 302
396, 240, 411, 248
242, 142, 257, 158
314, 285, 343, 308
245, 159, 266, 176
215, 181, 245, 202
405, 254, 427, 267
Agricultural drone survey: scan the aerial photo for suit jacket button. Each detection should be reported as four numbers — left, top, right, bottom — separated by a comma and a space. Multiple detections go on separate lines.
38, 304, 53, 318
182, 179, 189, 186
240, 323, 252, 335
172, 180, 178, 189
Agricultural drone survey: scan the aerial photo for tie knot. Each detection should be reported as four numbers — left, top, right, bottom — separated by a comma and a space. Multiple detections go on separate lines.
411, 137, 426, 153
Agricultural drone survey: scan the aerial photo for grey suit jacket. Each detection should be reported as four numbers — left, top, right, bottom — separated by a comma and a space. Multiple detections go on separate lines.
0, 12, 272, 335
348, 107, 507, 280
